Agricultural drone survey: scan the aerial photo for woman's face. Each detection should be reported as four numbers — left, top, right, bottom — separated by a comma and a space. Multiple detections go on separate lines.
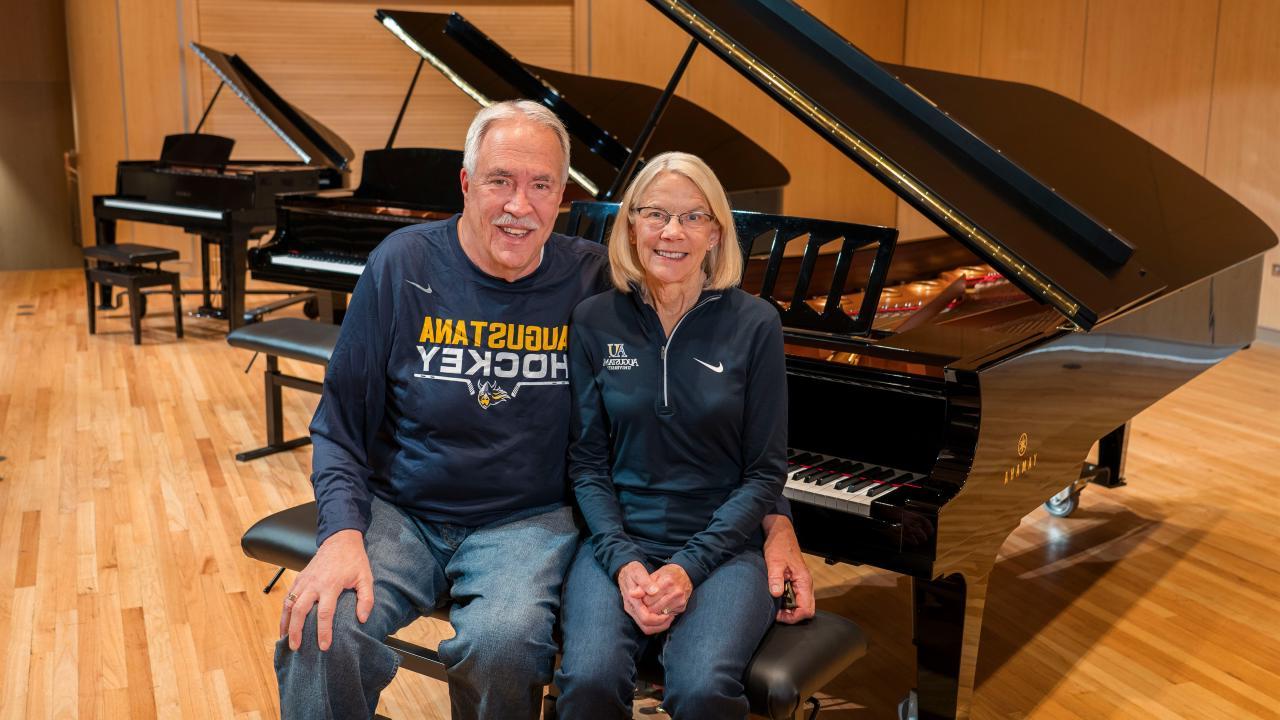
631, 172, 721, 292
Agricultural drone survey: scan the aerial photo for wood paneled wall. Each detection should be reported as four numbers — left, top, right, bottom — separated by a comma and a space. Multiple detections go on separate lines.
0, 0, 78, 270
65, 0, 1280, 328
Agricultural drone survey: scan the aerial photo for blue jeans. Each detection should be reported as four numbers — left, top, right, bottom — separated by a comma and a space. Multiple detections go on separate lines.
274, 495, 578, 720
554, 543, 776, 719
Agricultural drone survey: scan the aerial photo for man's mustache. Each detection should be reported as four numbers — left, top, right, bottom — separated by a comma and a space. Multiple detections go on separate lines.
492, 213, 540, 231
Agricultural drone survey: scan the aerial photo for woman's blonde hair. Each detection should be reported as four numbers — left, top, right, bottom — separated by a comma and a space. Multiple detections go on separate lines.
607, 152, 741, 292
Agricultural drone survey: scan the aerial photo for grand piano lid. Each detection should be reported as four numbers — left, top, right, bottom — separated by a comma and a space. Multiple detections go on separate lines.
375, 9, 788, 201
647, 0, 1277, 331
190, 43, 354, 172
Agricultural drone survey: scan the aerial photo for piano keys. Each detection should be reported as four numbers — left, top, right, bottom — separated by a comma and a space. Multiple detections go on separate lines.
92, 42, 353, 330
637, 2, 1279, 718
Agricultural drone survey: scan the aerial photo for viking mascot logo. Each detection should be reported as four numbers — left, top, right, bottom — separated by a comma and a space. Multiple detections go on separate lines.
476, 380, 512, 409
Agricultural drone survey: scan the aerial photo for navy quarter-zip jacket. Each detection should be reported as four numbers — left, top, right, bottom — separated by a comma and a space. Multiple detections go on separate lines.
568, 286, 788, 587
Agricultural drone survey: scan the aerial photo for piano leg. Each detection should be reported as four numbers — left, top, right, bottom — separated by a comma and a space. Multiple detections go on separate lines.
1095, 424, 1129, 488
224, 229, 248, 331
199, 236, 214, 313
911, 571, 989, 720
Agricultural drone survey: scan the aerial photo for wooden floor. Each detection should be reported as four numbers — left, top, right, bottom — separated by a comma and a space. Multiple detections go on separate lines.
1, 268, 1278, 719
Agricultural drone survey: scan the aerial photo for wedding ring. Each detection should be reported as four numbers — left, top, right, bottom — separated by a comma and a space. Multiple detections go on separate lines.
286, 592, 298, 604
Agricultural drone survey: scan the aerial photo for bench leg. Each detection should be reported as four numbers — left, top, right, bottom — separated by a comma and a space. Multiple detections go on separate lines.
171, 276, 184, 339
128, 284, 142, 345
263, 566, 286, 594
84, 267, 96, 335
235, 356, 318, 462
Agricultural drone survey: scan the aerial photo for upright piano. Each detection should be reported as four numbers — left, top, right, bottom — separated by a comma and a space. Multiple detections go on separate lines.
637, 1, 1278, 718
93, 42, 353, 330
248, 9, 790, 295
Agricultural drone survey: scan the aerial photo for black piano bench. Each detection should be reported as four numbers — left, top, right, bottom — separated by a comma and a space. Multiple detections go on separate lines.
226, 318, 340, 462
242, 503, 868, 720
83, 243, 184, 345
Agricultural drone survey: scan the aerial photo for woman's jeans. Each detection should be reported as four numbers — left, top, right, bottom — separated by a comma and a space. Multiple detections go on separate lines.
554, 542, 776, 719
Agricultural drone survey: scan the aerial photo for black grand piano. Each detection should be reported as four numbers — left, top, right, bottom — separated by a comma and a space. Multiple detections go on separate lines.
637, 1, 1277, 719
247, 9, 789, 297
92, 42, 353, 330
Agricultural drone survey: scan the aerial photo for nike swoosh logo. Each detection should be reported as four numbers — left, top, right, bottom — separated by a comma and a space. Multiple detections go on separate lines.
406, 279, 432, 294
694, 358, 724, 373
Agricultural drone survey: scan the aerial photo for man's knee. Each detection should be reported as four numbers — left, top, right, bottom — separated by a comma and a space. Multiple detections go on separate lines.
443, 602, 557, 680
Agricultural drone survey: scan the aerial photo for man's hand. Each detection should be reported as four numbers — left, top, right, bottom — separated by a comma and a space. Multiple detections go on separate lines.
280, 529, 374, 651
616, 561, 671, 635
762, 515, 816, 623
640, 564, 692, 618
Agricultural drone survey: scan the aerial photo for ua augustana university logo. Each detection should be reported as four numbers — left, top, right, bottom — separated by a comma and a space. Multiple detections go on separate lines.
603, 343, 639, 371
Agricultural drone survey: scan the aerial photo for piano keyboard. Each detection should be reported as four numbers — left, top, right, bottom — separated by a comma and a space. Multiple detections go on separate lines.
269, 252, 366, 276
784, 449, 922, 517
100, 197, 226, 221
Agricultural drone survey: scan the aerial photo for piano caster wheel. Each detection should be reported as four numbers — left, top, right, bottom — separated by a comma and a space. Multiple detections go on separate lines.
302, 297, 319, 319
1044, 485, 1080, 517
897, 690, 918, 720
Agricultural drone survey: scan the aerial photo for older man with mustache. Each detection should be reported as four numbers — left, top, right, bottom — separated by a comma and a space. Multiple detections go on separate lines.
272, 100, 814, 720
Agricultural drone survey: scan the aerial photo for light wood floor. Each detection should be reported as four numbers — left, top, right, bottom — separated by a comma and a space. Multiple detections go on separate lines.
1, 268, 1278, 719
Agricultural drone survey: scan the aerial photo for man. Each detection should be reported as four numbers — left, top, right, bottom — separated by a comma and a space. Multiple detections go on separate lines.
275, 100, 814, 720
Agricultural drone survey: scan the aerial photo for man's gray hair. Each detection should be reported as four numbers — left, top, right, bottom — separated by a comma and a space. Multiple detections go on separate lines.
462, 100, 571, 182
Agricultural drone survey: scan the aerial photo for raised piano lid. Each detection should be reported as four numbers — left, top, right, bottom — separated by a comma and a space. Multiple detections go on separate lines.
374, 9, 788, 201
647, 0, 1277, 331
190, 43, 354, 172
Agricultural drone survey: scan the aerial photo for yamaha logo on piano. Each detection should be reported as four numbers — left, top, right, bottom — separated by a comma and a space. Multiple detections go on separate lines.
1005, 433, 1037, 484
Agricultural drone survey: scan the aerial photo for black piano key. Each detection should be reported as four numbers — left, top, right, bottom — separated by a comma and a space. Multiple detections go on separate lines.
813, 463, 852, 486
866, 482, 895, 498
805, 468, 842, 484
793, 460, 837, 482
839, 479, 876, 493
795, 453, 824, 468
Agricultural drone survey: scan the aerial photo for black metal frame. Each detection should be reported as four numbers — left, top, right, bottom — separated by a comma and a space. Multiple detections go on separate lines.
235, 353, 323, 462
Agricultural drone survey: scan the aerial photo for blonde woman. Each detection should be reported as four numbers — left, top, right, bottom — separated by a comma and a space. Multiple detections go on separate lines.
556, 152, 788, 718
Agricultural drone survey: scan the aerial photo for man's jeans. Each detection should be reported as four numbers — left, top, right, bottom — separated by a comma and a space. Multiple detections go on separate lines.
553, 543, 776, 719
275, 495, 578, 720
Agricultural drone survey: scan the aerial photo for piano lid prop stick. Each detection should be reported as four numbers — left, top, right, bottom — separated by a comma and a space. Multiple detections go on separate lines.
193, 81, 225, 134
603, 39, 698, 200
386, 58, 426, 150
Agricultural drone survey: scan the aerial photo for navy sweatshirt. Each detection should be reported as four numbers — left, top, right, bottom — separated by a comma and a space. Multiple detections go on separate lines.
309, 216, 610, 544
568, 287, 789, 587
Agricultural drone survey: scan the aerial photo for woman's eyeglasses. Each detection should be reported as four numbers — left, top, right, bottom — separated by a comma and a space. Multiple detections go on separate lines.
632, 206, 717, 231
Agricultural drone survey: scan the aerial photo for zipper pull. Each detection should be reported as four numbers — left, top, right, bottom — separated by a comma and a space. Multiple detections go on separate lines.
660, 346, 667, 361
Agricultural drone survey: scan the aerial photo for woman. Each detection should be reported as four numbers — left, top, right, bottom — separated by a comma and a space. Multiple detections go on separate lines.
556, 152, 788, 718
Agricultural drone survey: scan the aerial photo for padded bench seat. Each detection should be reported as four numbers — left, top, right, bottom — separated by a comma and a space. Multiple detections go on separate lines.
243, 503, 867, 719
227, 318, 341, 461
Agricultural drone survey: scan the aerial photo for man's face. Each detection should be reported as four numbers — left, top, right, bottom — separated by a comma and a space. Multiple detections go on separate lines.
458, 118, 566, 281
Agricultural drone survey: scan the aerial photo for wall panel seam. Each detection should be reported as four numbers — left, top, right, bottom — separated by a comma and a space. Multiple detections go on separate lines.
114, 0, 130, 159
1202, 0, 1225, 175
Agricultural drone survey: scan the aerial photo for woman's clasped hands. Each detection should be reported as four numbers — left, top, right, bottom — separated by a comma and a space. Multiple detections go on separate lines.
616, 561, 693, 635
